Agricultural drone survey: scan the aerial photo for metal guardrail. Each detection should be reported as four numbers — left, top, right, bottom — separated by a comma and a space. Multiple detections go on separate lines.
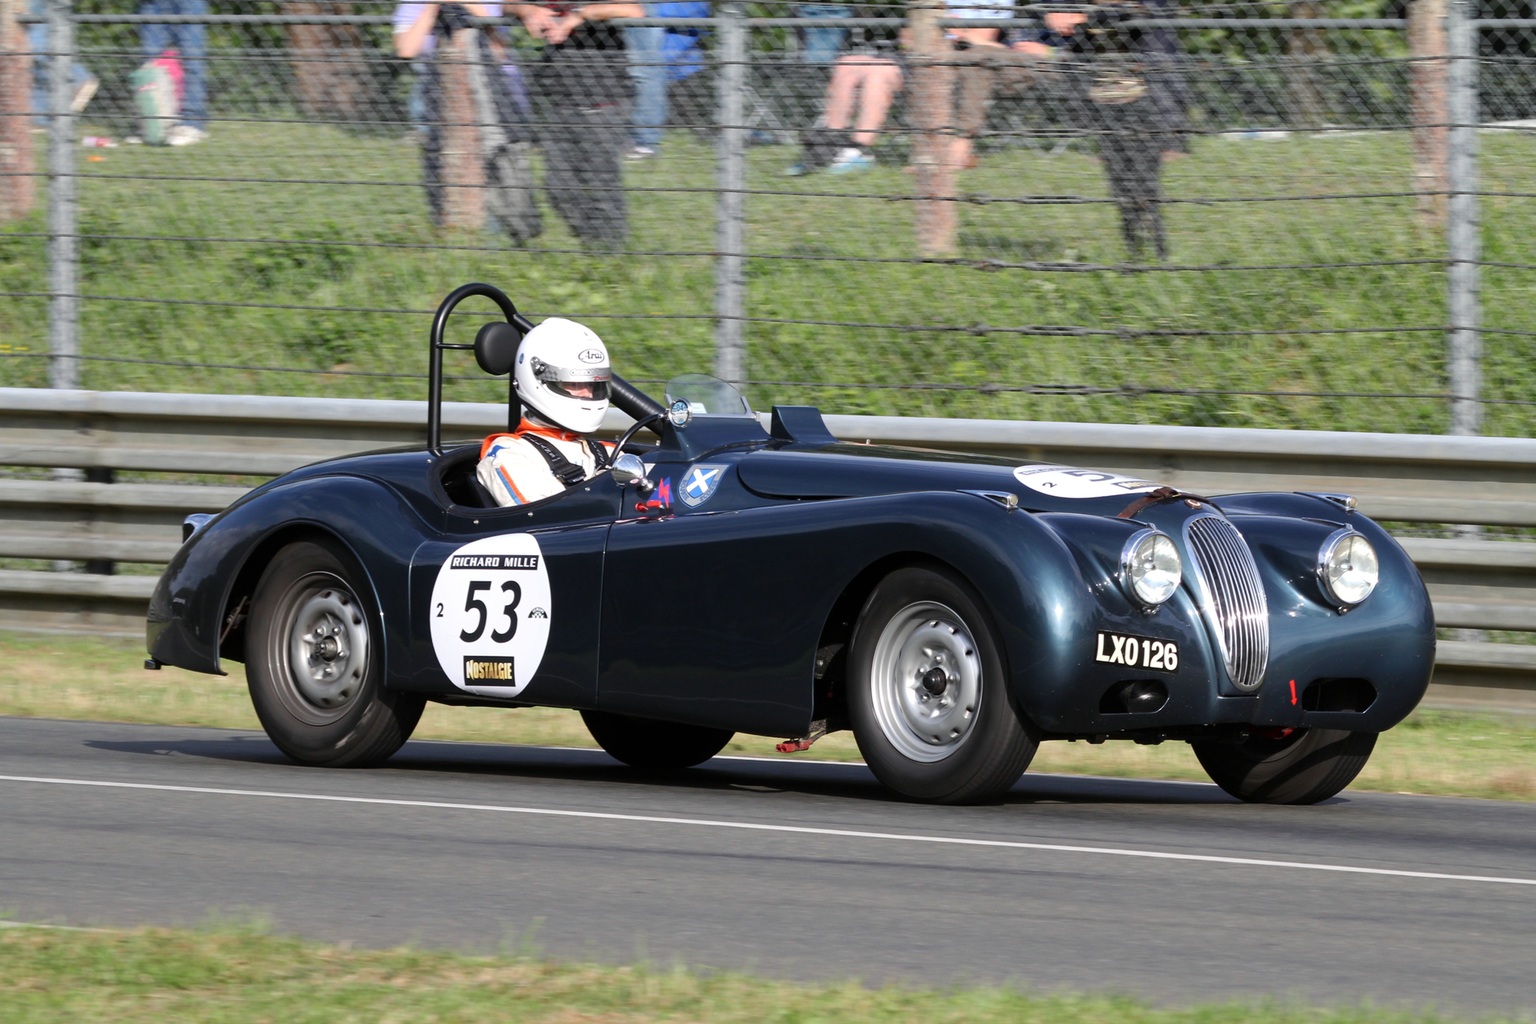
3, 386, 1534, 711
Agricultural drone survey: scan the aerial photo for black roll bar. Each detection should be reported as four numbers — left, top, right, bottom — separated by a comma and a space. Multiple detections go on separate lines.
427, 282, 666, 451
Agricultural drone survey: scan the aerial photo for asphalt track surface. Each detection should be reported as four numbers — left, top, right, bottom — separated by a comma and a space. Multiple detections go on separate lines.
3, 716, 1533, 1017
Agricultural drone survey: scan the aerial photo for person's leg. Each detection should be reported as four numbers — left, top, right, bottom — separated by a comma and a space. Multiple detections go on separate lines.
1127, 131, 1166, 259
419, 63, 445, 227
174, 0, 209, 129
139, 0, 170, 63
821, 56, 863, 132
848, 58, 900, 148
950, 55, 993, 170
625, 24, 666, 151
28, 18, 48, 121
546, 99, 630, 245
1099, 131, 1138, 253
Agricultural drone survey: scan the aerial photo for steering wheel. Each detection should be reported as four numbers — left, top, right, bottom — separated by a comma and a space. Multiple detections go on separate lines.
612, 411, 665, 456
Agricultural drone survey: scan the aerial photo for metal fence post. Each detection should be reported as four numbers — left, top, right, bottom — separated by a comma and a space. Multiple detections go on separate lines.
1446, 0, 1480, 437
45, 0, 78, 392
714, 3, 746, 387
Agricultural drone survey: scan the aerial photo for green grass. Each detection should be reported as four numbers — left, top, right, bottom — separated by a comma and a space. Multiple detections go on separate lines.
3, 923, 1513, 1024
5, 119, 1534, 433
3, 631, 1532, 801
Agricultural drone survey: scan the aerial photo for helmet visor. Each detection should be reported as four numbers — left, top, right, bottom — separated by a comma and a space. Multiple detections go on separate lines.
547, 378, 610, 402
530, 357, 611, 402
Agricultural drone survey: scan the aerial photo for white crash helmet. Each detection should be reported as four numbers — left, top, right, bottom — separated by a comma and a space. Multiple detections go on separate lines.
514, 317, 611, 434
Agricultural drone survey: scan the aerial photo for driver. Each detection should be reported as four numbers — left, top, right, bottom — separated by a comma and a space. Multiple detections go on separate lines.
476, 317, 616, 506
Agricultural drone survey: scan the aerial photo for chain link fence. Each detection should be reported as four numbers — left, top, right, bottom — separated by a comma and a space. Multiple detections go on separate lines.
2, 0, 1533, 434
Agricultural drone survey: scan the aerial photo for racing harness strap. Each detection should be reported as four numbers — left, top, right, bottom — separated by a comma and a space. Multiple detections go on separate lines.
520, 432, 611, 488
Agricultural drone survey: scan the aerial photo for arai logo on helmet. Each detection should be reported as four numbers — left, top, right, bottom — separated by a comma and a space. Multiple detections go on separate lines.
578, 348, 605, 364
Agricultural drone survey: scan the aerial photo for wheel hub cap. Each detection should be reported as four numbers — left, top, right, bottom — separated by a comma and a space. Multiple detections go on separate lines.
869, 601, 982, 763
283, 586, 368, 711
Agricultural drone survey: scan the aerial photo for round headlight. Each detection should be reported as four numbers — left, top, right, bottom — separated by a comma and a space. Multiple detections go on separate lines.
1123, 530, 1182, 607
1319, 530, 1378, 607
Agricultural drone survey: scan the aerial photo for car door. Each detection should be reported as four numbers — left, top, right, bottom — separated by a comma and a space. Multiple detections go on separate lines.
408, 477, 624, 709
596, 462, 831, 738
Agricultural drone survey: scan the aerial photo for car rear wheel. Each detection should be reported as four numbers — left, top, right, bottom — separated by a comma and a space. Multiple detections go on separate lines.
847, 566, 1037, 804
1192, 728, 1377, 804
581, 709, 734, 770
247, 539, 424, 767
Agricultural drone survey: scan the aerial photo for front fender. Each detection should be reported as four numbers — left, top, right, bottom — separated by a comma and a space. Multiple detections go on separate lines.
146, 474, 433, 682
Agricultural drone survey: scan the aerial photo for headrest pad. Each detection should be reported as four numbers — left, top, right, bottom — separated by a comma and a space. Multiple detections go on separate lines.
473, 321, 522, 377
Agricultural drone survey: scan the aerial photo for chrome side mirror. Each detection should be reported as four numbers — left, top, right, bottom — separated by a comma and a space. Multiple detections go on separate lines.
611, 452, 653, 495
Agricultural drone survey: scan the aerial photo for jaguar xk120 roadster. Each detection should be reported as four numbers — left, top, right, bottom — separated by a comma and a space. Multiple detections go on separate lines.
146, 284, 1435, 804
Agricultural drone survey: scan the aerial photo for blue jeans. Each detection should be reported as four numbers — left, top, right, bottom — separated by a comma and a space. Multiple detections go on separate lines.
27, 0, 94, 123
139, 0, 208, 128
28, 29, 95, 123
795, 4, 850, 66
626, 24, 667, 149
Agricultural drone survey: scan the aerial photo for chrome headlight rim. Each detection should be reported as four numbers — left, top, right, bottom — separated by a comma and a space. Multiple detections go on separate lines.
1121, 528, 1182, 608
1317, 528, 1379, 607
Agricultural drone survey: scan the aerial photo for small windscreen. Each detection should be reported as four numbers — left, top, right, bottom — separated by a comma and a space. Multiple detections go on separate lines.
664, 374, 754, 417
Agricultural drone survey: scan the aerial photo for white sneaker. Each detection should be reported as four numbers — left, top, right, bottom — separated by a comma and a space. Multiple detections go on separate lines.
828, 147, 874, 174
166, 125, 208, 147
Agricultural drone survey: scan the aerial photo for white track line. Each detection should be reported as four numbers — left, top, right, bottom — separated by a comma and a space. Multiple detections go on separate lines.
4, 774, 1533, 888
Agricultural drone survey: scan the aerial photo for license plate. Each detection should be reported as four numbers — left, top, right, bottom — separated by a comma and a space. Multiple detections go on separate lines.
1094, 631, 1179, 673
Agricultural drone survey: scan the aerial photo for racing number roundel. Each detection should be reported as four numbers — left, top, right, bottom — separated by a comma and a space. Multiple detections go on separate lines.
429, 535, 552, 695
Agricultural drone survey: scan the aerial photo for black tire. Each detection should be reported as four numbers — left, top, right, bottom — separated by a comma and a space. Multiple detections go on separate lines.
246, 540, 424, 768
1192, 728, 1377, 805
846, 566, 1037, 804
580, 709, 734, 771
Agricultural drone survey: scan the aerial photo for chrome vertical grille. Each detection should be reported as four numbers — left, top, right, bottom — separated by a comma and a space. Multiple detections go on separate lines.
1184, 515, 1269, 690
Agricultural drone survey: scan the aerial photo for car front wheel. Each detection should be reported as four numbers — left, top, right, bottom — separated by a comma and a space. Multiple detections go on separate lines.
246, 539, 424, 767
1192, 728, 1377, 804
847, 566, 1037, 804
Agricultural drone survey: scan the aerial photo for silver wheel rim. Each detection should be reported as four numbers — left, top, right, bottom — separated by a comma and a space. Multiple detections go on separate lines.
272, 573, 369, 726
867, 600, 982, 763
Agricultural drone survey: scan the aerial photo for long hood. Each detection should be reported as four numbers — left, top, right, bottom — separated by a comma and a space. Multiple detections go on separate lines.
738, 444, 1171, 516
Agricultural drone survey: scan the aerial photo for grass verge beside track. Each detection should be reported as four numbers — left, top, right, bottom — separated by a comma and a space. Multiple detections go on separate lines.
0, 922, 1521, 1024
4, 631, 1532, 801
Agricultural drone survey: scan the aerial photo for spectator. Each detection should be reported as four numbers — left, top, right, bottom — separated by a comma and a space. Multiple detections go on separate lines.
941, 0, 1019, 171
1024, 0, 1189, 258
529, 1, 646, 245
27, 0, 98, 126
394, 1, 539, 237
783, 4, 907, 176
138, 0, 208, 145
624, 1, 710, 160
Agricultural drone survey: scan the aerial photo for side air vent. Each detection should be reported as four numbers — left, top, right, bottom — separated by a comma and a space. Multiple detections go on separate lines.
1184, 515, 1270, 691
